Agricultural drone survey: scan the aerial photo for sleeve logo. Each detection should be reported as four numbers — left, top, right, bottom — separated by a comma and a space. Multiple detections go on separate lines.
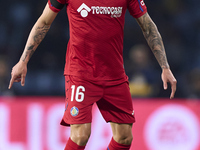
140, 0, 145, 6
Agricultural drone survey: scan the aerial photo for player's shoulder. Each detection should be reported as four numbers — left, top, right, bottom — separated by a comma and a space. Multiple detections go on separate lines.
48, 0, 68, 13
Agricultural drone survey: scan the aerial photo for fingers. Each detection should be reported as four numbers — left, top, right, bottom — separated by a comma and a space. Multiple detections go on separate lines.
8, 76, 15, 89
8, 62, 27, 89
162, 69, 177, 99
8, 75, 25, 89
170, 80, 177, 99
163, 80, 168, 90
21, 74, 26, 86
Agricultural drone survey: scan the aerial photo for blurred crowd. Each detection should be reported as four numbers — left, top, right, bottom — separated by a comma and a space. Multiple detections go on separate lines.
0, 0, 200, 98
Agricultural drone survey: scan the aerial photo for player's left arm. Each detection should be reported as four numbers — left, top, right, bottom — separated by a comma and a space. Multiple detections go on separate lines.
136, 12, 177, 99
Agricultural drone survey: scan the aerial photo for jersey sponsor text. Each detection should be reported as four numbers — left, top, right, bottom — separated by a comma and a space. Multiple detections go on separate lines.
77, 3, 123, 18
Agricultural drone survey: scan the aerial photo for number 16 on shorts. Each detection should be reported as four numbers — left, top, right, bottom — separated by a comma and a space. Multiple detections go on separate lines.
71, 85, 85, 102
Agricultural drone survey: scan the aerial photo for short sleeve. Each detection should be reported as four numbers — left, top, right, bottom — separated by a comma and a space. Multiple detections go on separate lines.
48, 0, 67, 13
127, 0, 147, 18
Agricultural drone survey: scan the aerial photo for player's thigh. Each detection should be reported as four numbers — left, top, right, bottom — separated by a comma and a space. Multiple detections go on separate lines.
61, 75, 103, 126
110, 122, 133, 144
97, 81, 135, 124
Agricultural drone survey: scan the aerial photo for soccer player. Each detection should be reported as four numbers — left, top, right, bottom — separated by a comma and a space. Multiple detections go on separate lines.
8, 0, 177, 149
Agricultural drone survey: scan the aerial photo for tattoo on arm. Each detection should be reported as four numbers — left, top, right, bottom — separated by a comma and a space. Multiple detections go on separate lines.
22, 25, 50, 62
28, 45, 34, 50
137, 13, 169, 69
34, 25, 50, 45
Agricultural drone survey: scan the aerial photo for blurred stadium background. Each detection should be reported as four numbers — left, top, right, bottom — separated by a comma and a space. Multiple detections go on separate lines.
0, 0, 200, 150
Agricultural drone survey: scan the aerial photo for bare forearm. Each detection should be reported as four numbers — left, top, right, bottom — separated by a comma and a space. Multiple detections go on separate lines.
137, 13, 169, 69
20, 21, 50, 63
143, 22, 169, 69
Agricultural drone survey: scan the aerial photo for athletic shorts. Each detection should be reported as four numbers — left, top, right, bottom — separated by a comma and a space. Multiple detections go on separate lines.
60, 75, 135, 126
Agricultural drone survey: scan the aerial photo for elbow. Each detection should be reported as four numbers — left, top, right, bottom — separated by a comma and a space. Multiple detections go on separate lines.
37, 16, 52, 27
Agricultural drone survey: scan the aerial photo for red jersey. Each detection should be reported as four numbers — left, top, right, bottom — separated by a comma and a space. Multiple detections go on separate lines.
48, 0, 147, 82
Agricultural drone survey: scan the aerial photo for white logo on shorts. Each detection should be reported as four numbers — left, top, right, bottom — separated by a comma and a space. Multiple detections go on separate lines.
132, 110, 134, 115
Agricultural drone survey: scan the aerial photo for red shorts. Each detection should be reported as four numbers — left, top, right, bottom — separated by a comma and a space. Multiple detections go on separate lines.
60, 75, 135, 126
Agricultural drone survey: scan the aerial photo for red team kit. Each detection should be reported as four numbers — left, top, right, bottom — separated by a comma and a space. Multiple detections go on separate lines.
48, 0, 147, 126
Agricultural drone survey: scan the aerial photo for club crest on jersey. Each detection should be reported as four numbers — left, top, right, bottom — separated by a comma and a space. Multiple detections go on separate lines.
77, 3, 123, 18
70, 106, 79, 116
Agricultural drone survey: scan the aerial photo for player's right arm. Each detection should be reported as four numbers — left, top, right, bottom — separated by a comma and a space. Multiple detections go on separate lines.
8, 3, 58, 89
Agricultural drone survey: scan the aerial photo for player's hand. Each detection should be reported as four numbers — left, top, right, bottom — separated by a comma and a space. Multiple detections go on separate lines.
161, 68, 177, 99
8, 60, 27, 89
